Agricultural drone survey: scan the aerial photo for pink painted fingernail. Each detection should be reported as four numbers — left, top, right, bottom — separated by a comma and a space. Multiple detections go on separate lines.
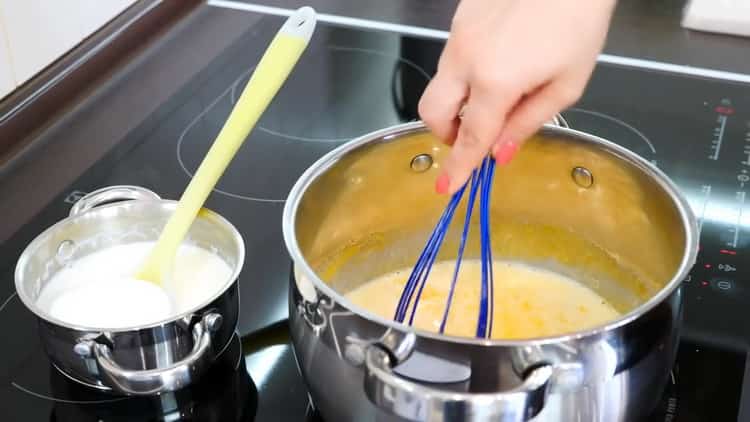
495, 141, 518, 165
435, 173, 450, 194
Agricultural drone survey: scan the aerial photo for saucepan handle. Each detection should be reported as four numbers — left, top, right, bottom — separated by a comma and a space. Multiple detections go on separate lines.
550, 113, 569, 129
78, 313, 219, 395
69, 185, 161, 217
364, 333, 553, 422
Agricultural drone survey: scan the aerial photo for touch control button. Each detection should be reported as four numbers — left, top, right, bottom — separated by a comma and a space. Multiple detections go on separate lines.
712, 279, 733, 291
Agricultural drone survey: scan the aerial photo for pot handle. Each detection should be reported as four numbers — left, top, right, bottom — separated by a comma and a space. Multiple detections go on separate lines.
79, 313, 219, 395
69, 185, 161, 217
364, 334, 553, 422
550, 113, 570, 129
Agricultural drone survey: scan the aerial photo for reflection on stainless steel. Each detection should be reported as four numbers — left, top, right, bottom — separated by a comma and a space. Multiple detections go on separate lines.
67, 185, 161, 217
364, 335, 553, 421
685, 194, 749, 227
283, 121, 698, 421
244, 345, 287, 388
77, 312, 218, 395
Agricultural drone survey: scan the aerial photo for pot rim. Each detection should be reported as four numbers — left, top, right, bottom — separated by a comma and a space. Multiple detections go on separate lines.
14, 199, 246, 333
282, 120, 699, 346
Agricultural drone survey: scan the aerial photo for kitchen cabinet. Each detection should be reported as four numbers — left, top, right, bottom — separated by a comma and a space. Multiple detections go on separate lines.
0, 0, 135, 87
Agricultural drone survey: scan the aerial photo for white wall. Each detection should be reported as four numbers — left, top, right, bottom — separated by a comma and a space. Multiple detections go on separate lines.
0, 0, 135, 99
0, 17, 14, 99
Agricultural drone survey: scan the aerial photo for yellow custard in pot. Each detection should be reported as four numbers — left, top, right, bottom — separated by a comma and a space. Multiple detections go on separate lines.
345, 260, 620, 339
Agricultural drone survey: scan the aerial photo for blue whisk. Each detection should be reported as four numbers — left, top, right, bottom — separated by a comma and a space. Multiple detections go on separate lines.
394, 156, 496, 339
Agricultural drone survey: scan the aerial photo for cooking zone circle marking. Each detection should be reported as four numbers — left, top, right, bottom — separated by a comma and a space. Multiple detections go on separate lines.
0, 292, 17, 313
564, 108, 657, 162
11, 382, 130, 404
0, 292, 133, 404
177, 45, 431, 203
229, 45, 432, 143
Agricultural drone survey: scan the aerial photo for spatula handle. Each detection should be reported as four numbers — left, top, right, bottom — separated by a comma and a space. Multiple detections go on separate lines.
138, 7, 316, 282
177, 6, 316, 217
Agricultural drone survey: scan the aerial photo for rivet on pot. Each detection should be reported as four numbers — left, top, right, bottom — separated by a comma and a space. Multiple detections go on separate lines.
204, 313, 223, 332
56, 240, 76, 264
344, 343, 365, 365
300, 302, 327, 334
571, 166, 594, 188
554, 362, 585, 390
74, 341, 93, 358
410, 154, 433, 173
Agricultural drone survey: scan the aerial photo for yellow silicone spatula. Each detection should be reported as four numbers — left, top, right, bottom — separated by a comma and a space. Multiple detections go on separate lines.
136, 7, 317, 285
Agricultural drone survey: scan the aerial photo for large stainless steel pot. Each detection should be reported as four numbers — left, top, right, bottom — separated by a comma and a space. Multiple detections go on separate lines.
15, 185, 244, 395
282, 120, 698, 421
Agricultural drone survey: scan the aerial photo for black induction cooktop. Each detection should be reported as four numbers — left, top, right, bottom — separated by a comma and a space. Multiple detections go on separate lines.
1, 10, 749, 421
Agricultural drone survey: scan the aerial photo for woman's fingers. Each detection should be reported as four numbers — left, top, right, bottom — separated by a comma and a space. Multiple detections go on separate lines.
491, 77, 586, 162
436, 85, 520, 194
418, 68, 468, 145
417, 0, 615, 195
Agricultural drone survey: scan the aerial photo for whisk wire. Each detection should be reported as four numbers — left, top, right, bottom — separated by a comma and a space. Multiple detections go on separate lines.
394, 199, 452, 320
394, 182, 468, 323
396, 156, 496, 339
439, 168, 481, 334
406, 182, 470, 325
404, 185, 467, 325
485, 158, 496, 337
476, 157, 496, 338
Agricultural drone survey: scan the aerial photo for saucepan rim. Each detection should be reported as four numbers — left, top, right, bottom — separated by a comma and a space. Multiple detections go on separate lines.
14, 198, 246, 333
282, 120, 699, 346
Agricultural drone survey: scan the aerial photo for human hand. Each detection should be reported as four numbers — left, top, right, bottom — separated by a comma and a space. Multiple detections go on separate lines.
418, 0, 616, 194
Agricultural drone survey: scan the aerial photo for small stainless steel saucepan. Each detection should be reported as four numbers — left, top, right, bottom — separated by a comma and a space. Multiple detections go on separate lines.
282, 119, 698, 421
14, 185, 244, 395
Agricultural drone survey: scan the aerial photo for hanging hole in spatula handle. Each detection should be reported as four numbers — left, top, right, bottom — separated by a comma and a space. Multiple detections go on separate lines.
69, 185, 161, 217
279, 6, 317, 44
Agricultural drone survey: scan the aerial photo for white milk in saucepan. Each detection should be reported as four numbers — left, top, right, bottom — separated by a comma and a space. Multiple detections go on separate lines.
36, 241, 232, 329
346, 259, 620, 339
